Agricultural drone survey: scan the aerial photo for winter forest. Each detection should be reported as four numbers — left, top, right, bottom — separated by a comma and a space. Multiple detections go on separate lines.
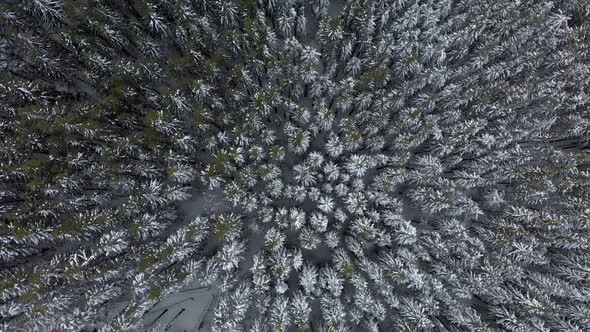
1, 0, 590, 331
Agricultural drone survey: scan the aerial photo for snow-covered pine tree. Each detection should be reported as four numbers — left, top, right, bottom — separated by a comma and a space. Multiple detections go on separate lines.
1, 0, 590, 330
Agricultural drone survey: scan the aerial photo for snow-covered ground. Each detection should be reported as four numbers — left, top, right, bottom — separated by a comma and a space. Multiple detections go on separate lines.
143, 285, 217, 332
139, 189, 229, 331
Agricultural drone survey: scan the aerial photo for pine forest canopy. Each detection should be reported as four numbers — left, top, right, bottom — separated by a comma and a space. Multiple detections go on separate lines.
0, 0, 589, 331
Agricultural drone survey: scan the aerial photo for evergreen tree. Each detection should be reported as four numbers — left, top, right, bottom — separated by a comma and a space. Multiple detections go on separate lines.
1, 0, 590, 330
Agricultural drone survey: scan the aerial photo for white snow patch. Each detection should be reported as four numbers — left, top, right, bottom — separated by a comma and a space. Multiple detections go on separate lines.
143, 286, 217, 332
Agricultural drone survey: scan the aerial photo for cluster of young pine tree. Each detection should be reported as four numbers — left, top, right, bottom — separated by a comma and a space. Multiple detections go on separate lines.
1, 0, 589, 331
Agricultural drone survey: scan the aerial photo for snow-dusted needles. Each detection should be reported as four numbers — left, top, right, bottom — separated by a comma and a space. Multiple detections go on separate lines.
1, 0, 589, 331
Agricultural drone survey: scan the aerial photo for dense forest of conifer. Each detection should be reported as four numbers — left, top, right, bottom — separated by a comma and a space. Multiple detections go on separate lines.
1, 0, 590, 331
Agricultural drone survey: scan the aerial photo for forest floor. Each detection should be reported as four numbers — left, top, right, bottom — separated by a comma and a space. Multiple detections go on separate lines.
143, 188, 230, 332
